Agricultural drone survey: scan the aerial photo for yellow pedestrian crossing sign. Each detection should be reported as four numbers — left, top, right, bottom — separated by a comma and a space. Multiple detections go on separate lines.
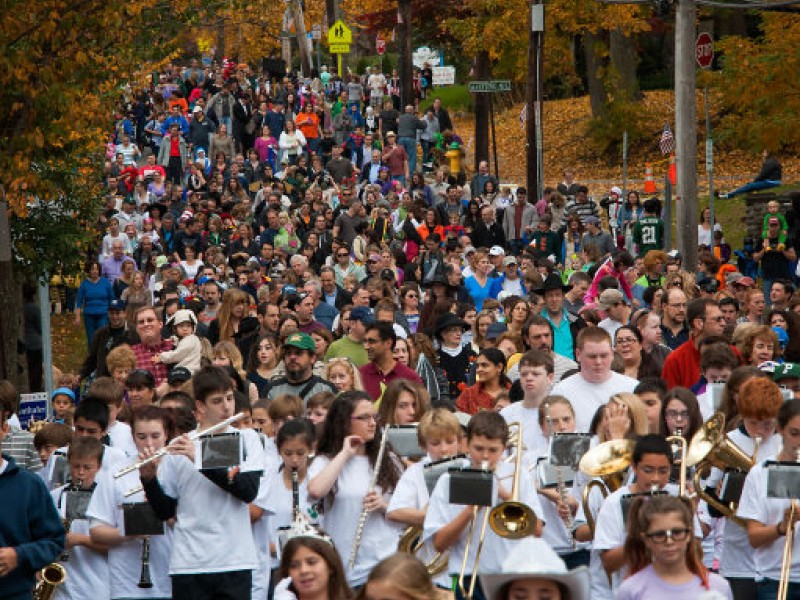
328, 20, 352, 45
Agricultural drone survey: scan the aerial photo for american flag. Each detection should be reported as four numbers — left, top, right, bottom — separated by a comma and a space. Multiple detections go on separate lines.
659, 123, 675, 155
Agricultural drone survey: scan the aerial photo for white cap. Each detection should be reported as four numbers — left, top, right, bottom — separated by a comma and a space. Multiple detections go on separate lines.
489, 245, 505, 257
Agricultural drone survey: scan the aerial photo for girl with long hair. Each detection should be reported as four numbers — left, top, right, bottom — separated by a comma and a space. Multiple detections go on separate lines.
323, 358, 365, 393
455, 347, 510, 415
359, 553, 448, 600
619, 495, 731, 599
208, 287, 250, 345
377, 379, 431, 426
246, 334, 282, 398
307, 391, 404, 587
276, 536, 352, 600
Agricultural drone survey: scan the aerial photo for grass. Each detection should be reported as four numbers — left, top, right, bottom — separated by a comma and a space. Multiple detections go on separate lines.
420, 84, 471, 113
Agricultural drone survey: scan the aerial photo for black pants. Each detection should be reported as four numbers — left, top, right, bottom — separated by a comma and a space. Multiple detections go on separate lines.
166, 156, 183, 184
172, 570, 252, 600
727, 576, 758, 600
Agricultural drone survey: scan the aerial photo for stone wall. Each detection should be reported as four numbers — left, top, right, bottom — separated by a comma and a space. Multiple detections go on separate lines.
743, 192, 793, 240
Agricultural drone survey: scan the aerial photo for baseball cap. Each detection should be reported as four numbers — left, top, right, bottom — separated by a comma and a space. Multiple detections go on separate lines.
283, 332, 316, 352
380, 268, 396, 281
486, 322, 508, 340
192, 105, 203, 114
774, 363, 800, 383
463, 245, 477, 256
489, 246, 505, 257
502, 256, 518, 267
349, 306, 375, 325
598, 289, 626, 310
584, 215, 600, 226
734, 276, 756, 287
109, 299, 126, 311
167, 367, 192, 385
386, 131, 397, 137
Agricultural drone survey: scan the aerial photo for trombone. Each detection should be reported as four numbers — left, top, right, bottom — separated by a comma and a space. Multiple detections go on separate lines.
666, 429, 687, 498
578, 439, 635, 537
777, 449, 800, 600
458, 422, 538, 600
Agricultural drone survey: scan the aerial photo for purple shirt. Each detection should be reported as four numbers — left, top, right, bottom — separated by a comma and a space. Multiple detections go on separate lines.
101, 255, 135, 282
617, 565, 733, 600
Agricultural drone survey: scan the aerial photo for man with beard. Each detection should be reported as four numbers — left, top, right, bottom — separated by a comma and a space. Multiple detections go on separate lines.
263, 333, 337, 403
80, 299, 139, 379
198, 280, 221, 325
291, 292, 326, 335
660, 288, 689, 350
506, 314, 577, 385
257, 301, 280, 336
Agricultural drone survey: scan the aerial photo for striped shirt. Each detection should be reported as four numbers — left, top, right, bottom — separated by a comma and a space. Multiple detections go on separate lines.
3, 426, 42, 472
565, 198, 599, 225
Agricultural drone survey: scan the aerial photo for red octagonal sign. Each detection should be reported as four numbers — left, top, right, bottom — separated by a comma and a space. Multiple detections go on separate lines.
696, 32, 713, 69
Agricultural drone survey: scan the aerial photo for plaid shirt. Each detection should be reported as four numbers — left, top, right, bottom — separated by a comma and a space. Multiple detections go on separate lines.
131, 339, 174, 386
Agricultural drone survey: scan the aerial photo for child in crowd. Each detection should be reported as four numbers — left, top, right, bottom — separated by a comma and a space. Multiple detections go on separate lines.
105, 344, 137, 388
255, 419, 318, 598
157, 309, 203, 375
51, 437, 110, 599
306, 391, 334, 426
500, 350, 554, 458
444, 211, 467, 241
424, 411, 545, 600
33, 422, 73, 467
125, 369, 157, 408
762, 200, 788, 251
387, 408, 464, 590
50, 387, 77, 425
86, 377, 138, 458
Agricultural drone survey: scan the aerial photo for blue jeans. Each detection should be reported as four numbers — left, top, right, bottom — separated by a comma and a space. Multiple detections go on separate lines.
757, 578, 800, 600
83, 313, 108, 346
398, 137, 418, 175
727, 180, 781, 198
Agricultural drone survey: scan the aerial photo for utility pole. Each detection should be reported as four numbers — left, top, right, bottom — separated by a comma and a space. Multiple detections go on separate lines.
675, 0, 698, 267
526, 0, 545, 201
289, 0, 313, 76
398, 0, 414, 108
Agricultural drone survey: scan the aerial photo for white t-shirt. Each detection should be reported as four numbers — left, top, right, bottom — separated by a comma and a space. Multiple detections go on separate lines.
499, 402, 549, 457
423, 458, 546, 576
43, 444, 128, 490
158, 426, 265, 575
701, 429, 781, 579
250, 477, 275, 600
386, 457, 450, 589
574, 482, 613, 600
594, 483, 701, 595
551, 372, 639, 433
308, 454, 403, 586
738, 458, 800, 582
598, 318, 624, 341
617, 564, 733, 600
108, 421, 138, 459
86, 469, 173, 599
52, 485, 110, 600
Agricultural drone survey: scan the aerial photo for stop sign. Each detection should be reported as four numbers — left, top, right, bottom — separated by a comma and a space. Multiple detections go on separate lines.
696, 32, 713, 69
376, 36, 386, 55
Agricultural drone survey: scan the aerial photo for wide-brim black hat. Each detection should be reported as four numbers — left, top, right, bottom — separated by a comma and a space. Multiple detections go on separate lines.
531, 273, 572, 295
434, 312, 470, 337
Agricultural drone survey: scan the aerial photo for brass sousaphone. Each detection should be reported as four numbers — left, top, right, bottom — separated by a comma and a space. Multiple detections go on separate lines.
578, 439, 636, 537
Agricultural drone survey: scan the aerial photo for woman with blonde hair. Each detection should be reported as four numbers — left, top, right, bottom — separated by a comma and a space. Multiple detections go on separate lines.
471, 309, 497, 353
208, 287, 250, 345
212, 340, 258, 403
324, 357, 364, 393
120, 270, 153, 324
596, 392, 650, 444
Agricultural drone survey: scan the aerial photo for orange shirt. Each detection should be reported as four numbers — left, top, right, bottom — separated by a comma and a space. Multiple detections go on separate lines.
295, 112, 320, 140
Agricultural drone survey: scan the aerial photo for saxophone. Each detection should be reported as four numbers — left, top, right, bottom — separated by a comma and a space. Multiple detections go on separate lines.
33, 563, 67, 600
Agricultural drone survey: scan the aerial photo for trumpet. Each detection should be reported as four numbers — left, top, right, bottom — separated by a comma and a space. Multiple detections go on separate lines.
578, 439, 635, 537
115, 412, 246, 478
458, 422, 537, 600
347, 427, 389, 571
666, 430, 687, 498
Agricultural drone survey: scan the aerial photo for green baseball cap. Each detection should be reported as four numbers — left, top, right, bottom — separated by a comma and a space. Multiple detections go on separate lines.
283, 332, 316, 352
774, 363, 800, 382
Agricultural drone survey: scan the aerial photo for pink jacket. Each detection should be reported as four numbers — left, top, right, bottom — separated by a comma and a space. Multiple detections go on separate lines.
583, 257, 633, 304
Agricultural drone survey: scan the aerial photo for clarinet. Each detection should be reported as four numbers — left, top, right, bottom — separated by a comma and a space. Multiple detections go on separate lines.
59, 479, 82, 562
138, 537, 153, 588
291, 466, 300, 521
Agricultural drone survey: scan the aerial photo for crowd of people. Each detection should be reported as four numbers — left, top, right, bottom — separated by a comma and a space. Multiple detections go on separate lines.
4, 59, 800, 600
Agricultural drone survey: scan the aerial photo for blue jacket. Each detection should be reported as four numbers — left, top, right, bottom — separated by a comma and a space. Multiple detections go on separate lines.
0, 455, 65, 599
314, 301, 339, 331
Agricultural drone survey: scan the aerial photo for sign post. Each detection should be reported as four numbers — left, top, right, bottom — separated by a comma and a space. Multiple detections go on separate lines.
376, 35, 386, 55
468, 80, 512, 180
327, 19, 352, 77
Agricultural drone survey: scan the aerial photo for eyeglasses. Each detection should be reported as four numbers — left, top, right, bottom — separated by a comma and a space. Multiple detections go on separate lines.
406, 293, 418, 298
337, 253, 349, 258
351, 413, 379, 423
665, 410, 690, 420
644, 527, 691, 544
668, 302, 687, 309
616, 337, 638, 346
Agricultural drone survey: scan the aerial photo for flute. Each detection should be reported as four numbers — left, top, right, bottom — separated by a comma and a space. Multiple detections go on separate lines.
348, 428, 389, 571
115, 412, 246, 478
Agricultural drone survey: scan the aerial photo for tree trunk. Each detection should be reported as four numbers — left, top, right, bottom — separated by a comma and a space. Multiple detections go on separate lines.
472, 50, 491, 171
0, 199, 23, 389
398, 0, 414, 108
609, 27, 641, 101
290, 0, 313, 76
582, 33, 608, 119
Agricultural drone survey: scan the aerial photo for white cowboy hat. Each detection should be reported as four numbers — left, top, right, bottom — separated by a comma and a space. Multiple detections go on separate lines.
480, 537, 590, 600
